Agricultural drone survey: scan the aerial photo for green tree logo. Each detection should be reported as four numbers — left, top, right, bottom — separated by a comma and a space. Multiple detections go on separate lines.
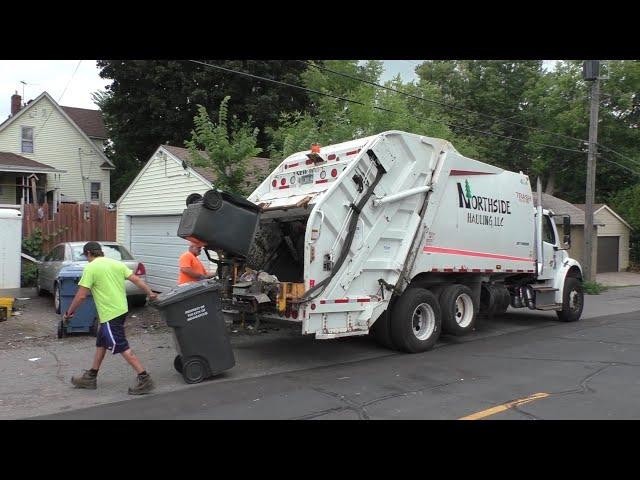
465, 179, 472, 200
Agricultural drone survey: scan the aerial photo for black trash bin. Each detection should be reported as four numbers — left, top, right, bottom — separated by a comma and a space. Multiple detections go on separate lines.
151, 279, 235, 384
177, 189, 261, 258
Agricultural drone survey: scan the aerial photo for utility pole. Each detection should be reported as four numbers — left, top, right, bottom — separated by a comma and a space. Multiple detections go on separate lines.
583, 60, 600, 282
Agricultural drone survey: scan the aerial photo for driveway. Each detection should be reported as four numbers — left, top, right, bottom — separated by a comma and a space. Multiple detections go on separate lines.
597, 272, 640, 287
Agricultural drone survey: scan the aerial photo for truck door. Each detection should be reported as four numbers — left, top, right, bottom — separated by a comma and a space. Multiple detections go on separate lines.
538, 214, 558, 280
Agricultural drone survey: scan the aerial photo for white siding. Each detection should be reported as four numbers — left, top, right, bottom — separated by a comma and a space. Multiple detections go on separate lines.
0, 96, 111, 203
596, 208, 631, 270
116, 151, 212, 248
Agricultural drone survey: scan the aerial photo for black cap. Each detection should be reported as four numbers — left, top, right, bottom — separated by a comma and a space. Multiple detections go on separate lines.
82, 241, 102, 255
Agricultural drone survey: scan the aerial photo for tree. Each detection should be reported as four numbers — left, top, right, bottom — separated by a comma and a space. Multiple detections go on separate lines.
185, 97, 262, 196
267, 60, 460, 163
95, 60, 310, 199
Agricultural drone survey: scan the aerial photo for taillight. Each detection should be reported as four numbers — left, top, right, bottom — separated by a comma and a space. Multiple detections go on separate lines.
331, 168, 337, 178
135, 263, 146, 275
281, 178, 286, 186
272, 179, 277, 188
291, 309, 298, 319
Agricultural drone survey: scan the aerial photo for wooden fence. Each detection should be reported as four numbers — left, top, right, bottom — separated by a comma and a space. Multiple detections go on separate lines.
22, 203, 117, 254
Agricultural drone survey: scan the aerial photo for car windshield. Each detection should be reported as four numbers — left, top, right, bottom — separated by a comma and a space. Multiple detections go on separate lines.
71, 244, 134, 261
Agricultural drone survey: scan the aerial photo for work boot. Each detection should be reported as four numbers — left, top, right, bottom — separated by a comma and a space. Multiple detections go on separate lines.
128, 373, 154, 395
71, 370, 97, 390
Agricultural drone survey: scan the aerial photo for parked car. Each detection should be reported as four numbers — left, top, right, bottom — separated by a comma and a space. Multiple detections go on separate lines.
37, 241, 148, 312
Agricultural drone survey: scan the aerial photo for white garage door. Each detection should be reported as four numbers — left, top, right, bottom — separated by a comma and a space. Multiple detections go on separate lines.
129, 215, 215, 293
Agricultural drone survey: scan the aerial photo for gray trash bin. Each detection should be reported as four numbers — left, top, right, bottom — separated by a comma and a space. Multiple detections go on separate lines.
151, 279, 235, 384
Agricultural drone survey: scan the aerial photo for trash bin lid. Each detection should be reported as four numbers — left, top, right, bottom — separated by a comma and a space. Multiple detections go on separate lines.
57, 265, 85, 279
151, 279, 221, 308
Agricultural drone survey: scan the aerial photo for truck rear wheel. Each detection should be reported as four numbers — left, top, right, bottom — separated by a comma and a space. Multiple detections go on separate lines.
369, 307, 397, 350
556, 277, 584, 322
390, 288, 441, 353
440, 285, 476, 336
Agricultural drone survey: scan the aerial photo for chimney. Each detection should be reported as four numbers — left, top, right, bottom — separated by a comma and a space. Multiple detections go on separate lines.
11, 91, 22, 116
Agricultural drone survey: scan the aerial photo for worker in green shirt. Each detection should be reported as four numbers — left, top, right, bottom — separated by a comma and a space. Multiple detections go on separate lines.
64, 242, 158, 395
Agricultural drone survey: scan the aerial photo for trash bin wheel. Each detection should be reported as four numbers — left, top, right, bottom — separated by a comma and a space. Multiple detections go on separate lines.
202, 190, 223, 211
173, 355, 183, 374
57, 320, 65, 339
186, 193, 203, 206
182, 356, 208, 384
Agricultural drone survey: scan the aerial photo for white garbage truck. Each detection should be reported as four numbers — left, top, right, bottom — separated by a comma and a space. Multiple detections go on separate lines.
178, 130, 584, 353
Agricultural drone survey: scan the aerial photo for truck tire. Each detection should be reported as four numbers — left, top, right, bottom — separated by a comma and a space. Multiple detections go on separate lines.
369, 307, 397, 350
556, 277, 584, 322
440, 284, 476, 336
390, 288, 441, 353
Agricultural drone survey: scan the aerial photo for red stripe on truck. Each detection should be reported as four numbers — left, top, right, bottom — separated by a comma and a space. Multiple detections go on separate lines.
423, 246, 533, 263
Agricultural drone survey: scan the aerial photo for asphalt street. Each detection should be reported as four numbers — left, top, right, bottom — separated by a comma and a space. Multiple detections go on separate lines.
37, 308, 640, 420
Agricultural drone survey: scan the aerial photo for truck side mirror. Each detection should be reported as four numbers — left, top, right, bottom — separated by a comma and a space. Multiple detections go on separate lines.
563, 215, 571, 248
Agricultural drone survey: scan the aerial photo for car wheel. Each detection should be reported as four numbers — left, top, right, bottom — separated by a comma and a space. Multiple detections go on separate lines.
128, 295, 147, 308
53, 283, 61, 314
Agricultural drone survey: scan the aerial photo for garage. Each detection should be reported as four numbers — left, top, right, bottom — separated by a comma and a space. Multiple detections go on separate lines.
129, 215, 189, 292
116, 145, 272, 292
597, 236, 620, 273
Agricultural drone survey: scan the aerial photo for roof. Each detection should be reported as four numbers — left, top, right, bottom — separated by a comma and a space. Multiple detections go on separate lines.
574, 203, 633, 230
532, 192, 604, 226
0, 151, 65, 174
60, 106, 107, 139
162, 145, 272, 190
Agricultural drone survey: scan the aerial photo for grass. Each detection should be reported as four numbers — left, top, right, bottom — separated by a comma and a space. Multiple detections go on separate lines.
583, 281, 607, 295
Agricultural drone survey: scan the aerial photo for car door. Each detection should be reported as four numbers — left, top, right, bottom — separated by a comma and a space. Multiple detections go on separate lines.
39, 246, 56, 291
50, 245, 69, 285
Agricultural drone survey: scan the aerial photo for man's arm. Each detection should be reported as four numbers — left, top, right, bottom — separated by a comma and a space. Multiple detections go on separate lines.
63, 286, 91, 321
180, 267, 214, 280
127, 274, 158, 301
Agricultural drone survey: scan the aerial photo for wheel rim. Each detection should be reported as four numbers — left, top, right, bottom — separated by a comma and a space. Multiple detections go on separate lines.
411, 302, 436, 341
185, 360, 205, 382
455, 293, 474, 328
54, 285, 60, 312
569, 289, 581, 312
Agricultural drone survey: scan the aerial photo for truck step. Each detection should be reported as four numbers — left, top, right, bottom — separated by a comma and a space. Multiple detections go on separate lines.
532, 286, 558, 292
536, 303, 562, 311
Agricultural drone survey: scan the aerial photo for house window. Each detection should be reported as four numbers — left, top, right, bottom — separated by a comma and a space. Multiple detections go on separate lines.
90, 182, 101, 201
21, 126, 34, 153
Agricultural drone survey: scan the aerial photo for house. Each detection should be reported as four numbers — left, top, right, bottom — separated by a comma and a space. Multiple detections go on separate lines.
116, 144, 271, 292
0, 91, 113, 209
533, 192, 602, 273
574, 203, 632, 272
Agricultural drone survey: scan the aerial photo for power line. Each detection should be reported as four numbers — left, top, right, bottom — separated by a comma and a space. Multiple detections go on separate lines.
597, 143, 640, 168
35, 60, 83, 142
299, 60, 590, 147
188, 60, 585, 156
598, 156, 640, 176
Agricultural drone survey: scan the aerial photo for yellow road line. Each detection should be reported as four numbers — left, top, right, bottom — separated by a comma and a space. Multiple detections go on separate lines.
459, 392, 550, 420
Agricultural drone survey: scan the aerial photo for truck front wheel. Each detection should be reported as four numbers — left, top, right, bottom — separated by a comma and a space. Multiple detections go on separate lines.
556, 277, 584, 322
390, 288, 441, 353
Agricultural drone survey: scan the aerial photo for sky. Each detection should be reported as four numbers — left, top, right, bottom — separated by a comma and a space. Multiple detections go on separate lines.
0, 60, 556, 120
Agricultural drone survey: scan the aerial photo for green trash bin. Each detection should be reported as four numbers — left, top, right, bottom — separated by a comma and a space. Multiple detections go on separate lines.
151, 279, 235, 384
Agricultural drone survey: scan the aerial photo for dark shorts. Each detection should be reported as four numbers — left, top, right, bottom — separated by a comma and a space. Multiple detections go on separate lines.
96, 313, 129, 354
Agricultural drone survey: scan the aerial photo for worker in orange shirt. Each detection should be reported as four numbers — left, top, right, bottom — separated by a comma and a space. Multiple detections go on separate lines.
178, 242, 216, 285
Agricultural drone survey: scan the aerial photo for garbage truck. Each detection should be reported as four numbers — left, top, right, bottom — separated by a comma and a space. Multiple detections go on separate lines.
178, 130, 584, 353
